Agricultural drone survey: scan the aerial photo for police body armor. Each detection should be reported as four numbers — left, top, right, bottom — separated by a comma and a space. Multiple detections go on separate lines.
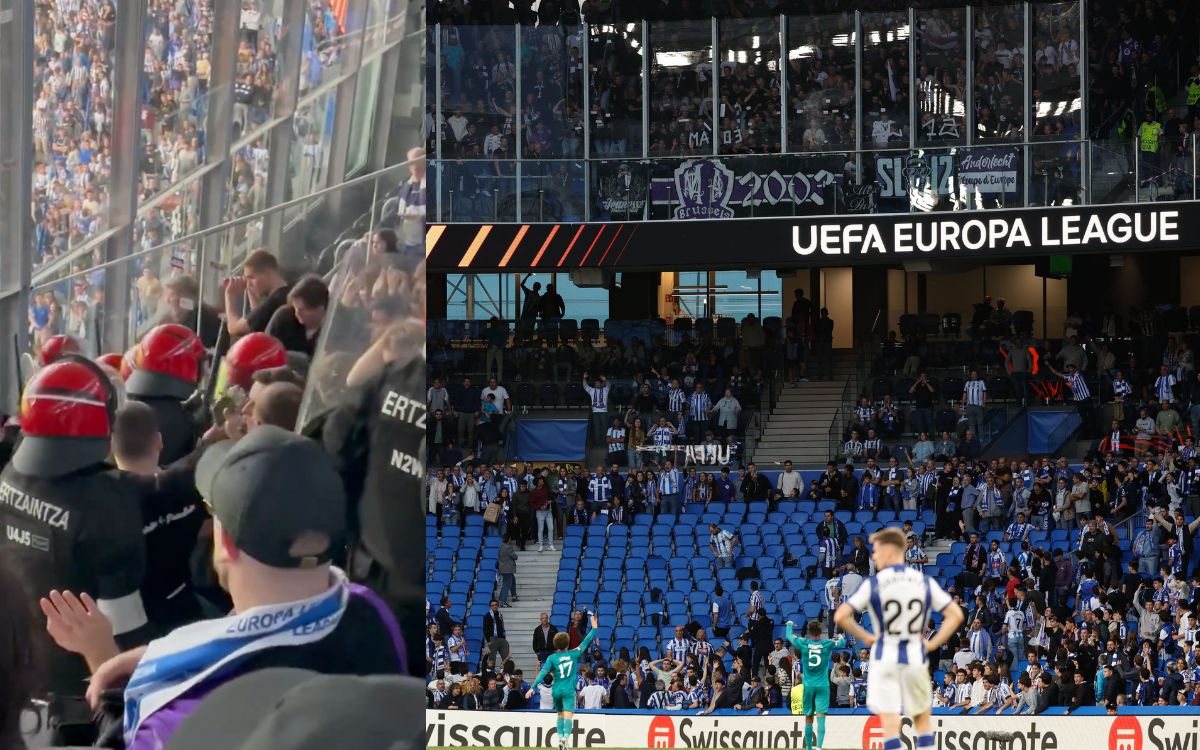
321, 354, 425, 674
0, 359, 158, 702
0, 465, 148, 696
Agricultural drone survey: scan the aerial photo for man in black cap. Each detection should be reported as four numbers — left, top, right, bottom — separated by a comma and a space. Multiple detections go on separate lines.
44, 426, 406, 749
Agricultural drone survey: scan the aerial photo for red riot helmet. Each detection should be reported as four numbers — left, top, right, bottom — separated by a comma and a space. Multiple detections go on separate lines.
223, 333, 287, 391
38, 335, 81, 367
96, 353, 125, 373
126, 324, 205, 400
15, 355, 118, 477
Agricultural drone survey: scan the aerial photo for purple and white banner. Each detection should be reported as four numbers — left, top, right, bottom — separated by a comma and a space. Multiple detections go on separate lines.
650, 158, 840, 219
959, 148, 1020, 193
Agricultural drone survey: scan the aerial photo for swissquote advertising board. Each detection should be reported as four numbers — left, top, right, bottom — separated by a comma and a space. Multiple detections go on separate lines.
424, 201, 1196, 271
427, 709, 1200, 750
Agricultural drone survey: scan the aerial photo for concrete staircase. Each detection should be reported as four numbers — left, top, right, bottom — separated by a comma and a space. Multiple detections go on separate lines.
753, 352, 862, 466
504, 545, 562, 675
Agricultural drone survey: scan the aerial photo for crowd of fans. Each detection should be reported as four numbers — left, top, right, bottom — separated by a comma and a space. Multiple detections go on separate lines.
31, 0, 352, 275
426, 430, 1200, 712
425, 293, 1200, 712
785, 15, 855, 153
28, 0, 359, 367
427, 313, 786, 465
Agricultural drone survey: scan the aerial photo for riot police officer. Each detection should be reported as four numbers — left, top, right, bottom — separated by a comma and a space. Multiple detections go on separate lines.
322, 319, 425, 676
125, 324, 205, 465
0, 357, 154, 741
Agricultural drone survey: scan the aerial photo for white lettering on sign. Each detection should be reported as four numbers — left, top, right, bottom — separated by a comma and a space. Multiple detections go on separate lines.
682, 444, 732, 465
381, 390, 427, 428
390, 450, 425, 478
6, 524, 50, 551
792, 210, 1181, 257
0, 482, 70, 531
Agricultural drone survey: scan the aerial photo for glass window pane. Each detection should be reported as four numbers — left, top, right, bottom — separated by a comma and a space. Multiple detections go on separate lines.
588, 23, 644, 158
136, 180, 204, 259
138, 0, 215, 206
34, 269, 103, 357
300, 1, 352, 94
440, 156, 516, 222
520, 26, 584, 159
861, 12, 911, 151
548, 273, 608, 322
227, 131, 272, 224
348, 58, 381, 174
786, 13, 855, 152
235, 0, 284, 139
285, 90, 338, 214
520, 160, 585, 221
362, 0, 388, 55
446, 273, 468, 321
761, 272, 783, 319
718, 18, 782, 154
712, 271, 764, 320
32, 0, 118, 269
674, 271, 708, 319
914, 7, 966, 146
439, 26, 516, 161
973, 4, 1025, 142
648, 20, 714, 157
1033, 2, 1081, 138
472, 274, 505, 320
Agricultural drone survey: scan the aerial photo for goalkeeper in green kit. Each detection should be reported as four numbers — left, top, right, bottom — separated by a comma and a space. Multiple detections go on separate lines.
785, 619, 846, 750
526, 612, 599, 750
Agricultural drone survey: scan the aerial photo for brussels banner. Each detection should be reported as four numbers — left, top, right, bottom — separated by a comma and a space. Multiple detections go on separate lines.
425, 201, 1197, 272
426, 708, 1199, 749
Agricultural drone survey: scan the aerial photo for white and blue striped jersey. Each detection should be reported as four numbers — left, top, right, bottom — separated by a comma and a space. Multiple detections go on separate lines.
846, 564, 952, 666
963, 379, 987, 406
668, 387, 687, 415
1063, 372, 1090, 400
665, 636, 692, 663
659, 468, 681, 495
1156, 374, 1177, 402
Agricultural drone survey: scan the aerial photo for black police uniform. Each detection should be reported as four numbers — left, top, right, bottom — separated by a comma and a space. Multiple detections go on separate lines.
0, 464, 154, 706
137, 462, 209, 633
322, 355, 425, 676
131, 396, 200, 466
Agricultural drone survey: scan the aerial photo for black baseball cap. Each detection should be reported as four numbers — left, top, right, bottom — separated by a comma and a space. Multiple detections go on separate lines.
165, 668, 423, 750
196, 426, 346, 569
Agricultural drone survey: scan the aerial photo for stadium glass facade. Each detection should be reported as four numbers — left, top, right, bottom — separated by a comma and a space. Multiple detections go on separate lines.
427, 3, 1200, 324
0, 0, 424, 410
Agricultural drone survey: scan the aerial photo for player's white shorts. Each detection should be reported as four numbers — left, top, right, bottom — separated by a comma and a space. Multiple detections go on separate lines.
866, 661, 931, 715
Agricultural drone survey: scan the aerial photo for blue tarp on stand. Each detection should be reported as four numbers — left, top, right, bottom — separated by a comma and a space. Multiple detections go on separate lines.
1027, 409, 1082, 454
514, 420, 588, 462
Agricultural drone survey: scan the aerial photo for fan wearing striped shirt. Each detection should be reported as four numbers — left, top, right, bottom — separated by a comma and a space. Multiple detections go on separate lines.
962, 369, 988, 438
834, 528, 964, 750
1110, 370, 1133, 422
1044, 360, 1094, 433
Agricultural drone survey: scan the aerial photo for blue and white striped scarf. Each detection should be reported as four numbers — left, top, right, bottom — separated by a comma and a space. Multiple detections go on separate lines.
123, 568, 351, 742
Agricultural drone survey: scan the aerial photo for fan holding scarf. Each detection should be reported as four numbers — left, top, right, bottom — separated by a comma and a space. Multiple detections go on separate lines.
40, 426, 407, 749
